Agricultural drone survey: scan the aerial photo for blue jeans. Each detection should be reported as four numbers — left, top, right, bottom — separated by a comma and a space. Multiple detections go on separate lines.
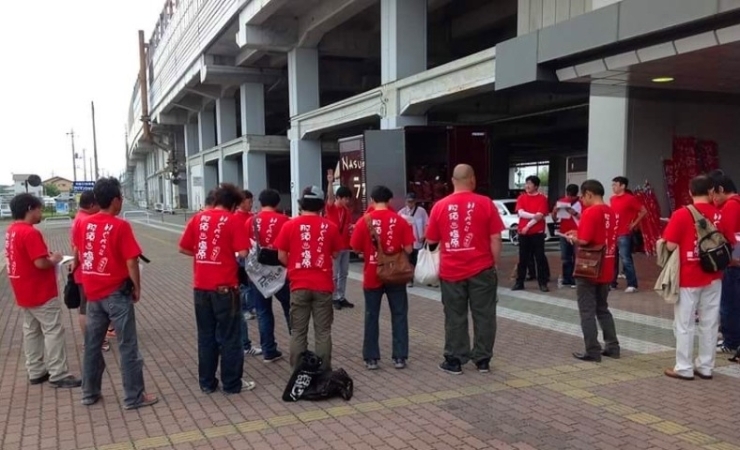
240, 284, 254, 350
720, 267, 740, 349
613, 235, 638, 288
252, 281, 291, 358
363, 284, 409, 361
238, 257, 255, 312
82, 291, 146, 408
194, 289, 244, 393
559, 237, 575, 285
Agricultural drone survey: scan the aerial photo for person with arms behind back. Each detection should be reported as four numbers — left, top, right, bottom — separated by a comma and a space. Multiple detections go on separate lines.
245, 188, 292, 363
179, 183, 256, 394
5, 193, 82, 388
564, 180, 620, 362
663, 175, 736, 380
426, 164, 505, 375
350, 185, 414, 370
275, 186, 342, 371
75, 177, 157, 408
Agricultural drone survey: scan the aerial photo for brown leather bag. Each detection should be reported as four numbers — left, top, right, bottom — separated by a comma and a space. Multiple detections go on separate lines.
574, 244, 605, 280
364, 215, 414, 285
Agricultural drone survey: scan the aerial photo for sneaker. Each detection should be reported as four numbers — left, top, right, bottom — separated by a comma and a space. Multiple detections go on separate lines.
393, 358, 406, 369
475, 359, 490, 373
365, 359, 379, 370
50, 375, 82, 389
625, 287, 638, 294
244, 346, 263, 356
201, 381, 219, 394
618, 273, 626, 279
243, 311, 256, 321
124, 393, 159, 410
81, 394, 102, 406
439, 357, 462, 375
333, 301, 343, 310
339, 299, 354, 309
718, 345, 735, 354
29, 373, 50, 385
511, 283, 524, 291
263, 351, 283, 363
241, 379, 257, 391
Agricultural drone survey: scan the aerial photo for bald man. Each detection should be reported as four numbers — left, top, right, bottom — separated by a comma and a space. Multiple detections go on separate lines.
426, 165, 505, 375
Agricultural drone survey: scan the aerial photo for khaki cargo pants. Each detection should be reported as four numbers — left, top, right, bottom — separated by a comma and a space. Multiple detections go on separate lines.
289, 290, 334, 371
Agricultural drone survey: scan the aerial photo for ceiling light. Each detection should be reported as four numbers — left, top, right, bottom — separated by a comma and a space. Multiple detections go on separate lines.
652, 77, 674, 83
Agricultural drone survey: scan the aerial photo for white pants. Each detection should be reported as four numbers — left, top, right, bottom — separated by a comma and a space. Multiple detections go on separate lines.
22, 298, 70, 382
673, 280, 721, 377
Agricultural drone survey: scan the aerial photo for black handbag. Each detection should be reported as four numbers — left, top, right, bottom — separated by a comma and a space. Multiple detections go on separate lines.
253, 218, 281, 266
63, 272, 81, 309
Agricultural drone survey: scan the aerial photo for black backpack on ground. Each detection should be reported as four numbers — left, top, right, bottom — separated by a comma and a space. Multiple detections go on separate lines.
282, 351, 353, 402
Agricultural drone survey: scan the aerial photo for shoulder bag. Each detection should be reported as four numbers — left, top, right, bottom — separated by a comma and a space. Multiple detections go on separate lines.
254, 217, 281, 266
364, 215, 414, 285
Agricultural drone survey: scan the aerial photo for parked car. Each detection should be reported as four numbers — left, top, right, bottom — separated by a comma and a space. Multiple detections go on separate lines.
0, 204, 11, 219
493, 199, 557, 245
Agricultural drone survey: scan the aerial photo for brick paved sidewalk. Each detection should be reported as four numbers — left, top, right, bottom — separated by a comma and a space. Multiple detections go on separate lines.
0, 222, 739, 450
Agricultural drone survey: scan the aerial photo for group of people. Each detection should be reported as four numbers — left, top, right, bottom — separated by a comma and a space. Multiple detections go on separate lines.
4, 165, 739, 410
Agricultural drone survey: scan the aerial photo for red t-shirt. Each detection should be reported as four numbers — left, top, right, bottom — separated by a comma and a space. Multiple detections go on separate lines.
75, 213, 143, 302
5, 222, 58, 308
71, 209, 94, 284
325, 203, 352, 249
610, 193, 642, 237
366, 204, 395, 214
515, 192, 549, 235
576, 204, 617, 285
719, 195, 740, 234
663, 203, 736, 288
274, 215, 342, 293
350, 209, 414, 289
233, 209, 253, 226
426, 192, 505, 282
179, 209, 250, 291
245, 210, 290, 247
557, 196, 581, 234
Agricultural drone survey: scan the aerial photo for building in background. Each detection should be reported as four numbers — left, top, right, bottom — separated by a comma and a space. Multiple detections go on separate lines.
43, 176, 74, 194
12, 174, 43, 197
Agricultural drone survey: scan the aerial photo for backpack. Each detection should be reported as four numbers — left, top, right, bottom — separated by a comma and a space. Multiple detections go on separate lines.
686, 205, 732, 273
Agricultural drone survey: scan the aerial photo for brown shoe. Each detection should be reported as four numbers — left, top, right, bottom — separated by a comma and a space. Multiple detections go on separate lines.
693, 370, 713, 380
664, 368, 694, 380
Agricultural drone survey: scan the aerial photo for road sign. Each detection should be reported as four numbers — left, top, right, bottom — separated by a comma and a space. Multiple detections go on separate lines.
72, 181, 95, 193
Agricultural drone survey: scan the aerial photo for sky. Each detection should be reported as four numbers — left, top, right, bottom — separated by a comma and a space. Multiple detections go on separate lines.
0, 0, 165, 185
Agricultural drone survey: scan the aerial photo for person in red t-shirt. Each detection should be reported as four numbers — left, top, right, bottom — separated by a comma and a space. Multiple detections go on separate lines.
69, 190, 111, 351
426, 165, 505, 375
350, 185, 414, 370
512, 175, 550, 292
5, 193, 81, 388
710, 171, 740, 354
275, 186, 342, 371
73, 177, 157, 409
609, 177, 647, 292
179, 183, 256, 394
244, 189, 291, 363
564, 180, 620, 363
325, 171, 355, 310
663, 176, 736, 380
551, 184, 582, 287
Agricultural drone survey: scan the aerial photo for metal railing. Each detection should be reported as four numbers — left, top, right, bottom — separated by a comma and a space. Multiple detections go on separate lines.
123, 210, 153, 224
41, 216, 72, 230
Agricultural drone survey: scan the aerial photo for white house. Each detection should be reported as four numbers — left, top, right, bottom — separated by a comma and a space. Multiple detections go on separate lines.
12, 174, 43, 197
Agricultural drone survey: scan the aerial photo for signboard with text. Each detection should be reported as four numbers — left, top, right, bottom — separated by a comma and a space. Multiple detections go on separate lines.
72, 181, 95, 193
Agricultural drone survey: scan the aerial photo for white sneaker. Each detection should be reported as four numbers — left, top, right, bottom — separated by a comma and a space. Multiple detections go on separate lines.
625, 287, 638, 294
241, 379, 257, 391
244, 311, 256, 320
244, 346, 263, 356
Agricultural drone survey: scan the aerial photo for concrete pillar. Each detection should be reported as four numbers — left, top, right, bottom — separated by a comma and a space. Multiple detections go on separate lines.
381, 0, 427, 84
216, 98, 237, 144
243, 152, 267, 194
587, 85, 629, 203
221, 158, 240, 185
184, 123, 199, 157
198, 108, 216, 151
380, 0, 427, 129
288, 47, 322, 216
240, 83, 265, 136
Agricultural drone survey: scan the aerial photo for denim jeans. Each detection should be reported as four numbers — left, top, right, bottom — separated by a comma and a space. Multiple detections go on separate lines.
252, 280, 291, 358
720, 267, 740, 349
82, 291, 147, 408
239, 284, 253, 350
559, 237, 576, 285
194, 289, 244, 393
332, 250, 351, 301
613, 235, 638, 288
363, 284, 409, 361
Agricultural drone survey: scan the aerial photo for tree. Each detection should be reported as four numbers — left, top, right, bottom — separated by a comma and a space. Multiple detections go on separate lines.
44, 184, 60, 197
538, 167, 550, 187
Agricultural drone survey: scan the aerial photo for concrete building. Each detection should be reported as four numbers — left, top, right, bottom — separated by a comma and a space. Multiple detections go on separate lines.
11, 174, 43, 197
43, 176, 73, 194
126, 0, 740, 216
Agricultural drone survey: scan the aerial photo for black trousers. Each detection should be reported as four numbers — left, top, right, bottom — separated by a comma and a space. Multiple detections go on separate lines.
516, 233, 548, 285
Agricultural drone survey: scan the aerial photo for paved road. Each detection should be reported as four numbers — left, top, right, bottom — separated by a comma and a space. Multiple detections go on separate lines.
1, 218, 739, 450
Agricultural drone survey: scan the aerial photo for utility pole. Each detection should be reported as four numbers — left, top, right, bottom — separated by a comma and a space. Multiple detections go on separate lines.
66, 129, 78, 181
82, 148, 88, 180
91, 101, 100, 179
88, 158, 93, 182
